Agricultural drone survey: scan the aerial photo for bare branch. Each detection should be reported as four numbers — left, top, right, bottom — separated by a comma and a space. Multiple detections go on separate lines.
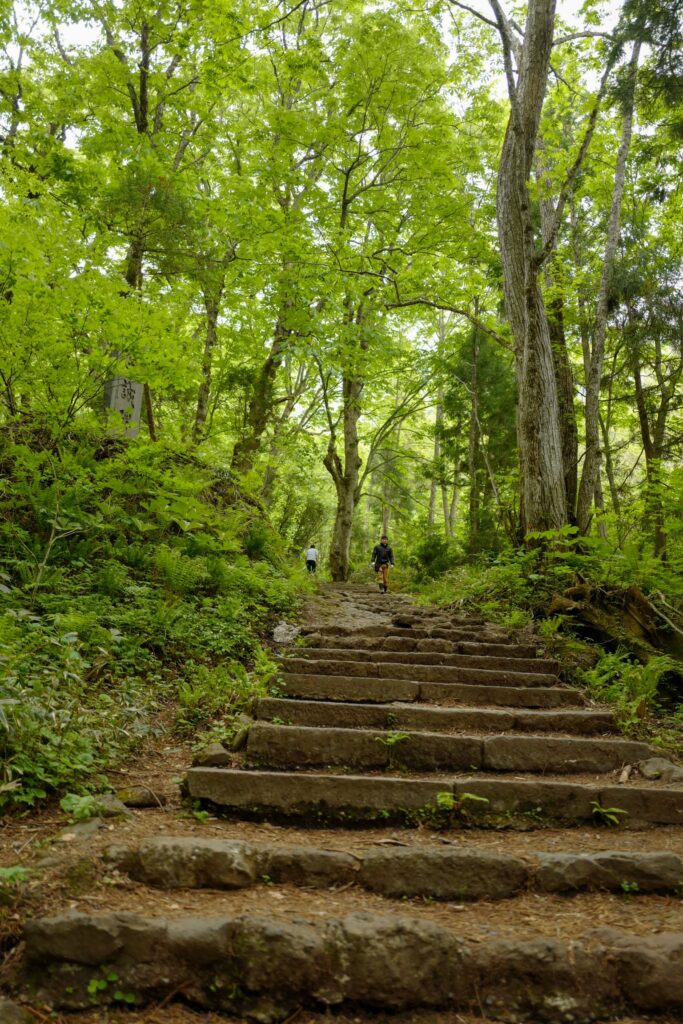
553, 31, 614, 46
386, 294, 513, 352
488, 0, 522, 118
447, 1, 498, 30
53, 29, 73, 66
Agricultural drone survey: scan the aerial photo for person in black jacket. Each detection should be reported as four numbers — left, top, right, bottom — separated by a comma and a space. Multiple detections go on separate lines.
371, 535, 394, 593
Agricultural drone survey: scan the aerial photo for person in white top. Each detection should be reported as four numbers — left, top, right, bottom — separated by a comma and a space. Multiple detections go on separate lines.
305, 543, 319, 573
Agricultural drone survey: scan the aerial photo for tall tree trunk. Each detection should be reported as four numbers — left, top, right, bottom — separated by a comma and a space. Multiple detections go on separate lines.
577, 41, 640, 533
599, 413, 622, 519
494, 0, 567, 535
449, 472, 458, 538
547, 293, 578, 520
124, 232, 156, 440
325, 372, 364, 581
467, 319, 480, 544
442, 477, 453, 539
536, 146, 579, 520
429, 388, 444, 529
632, 358, 668, 557
193, 282, 224, 444
231, 310, 290, 474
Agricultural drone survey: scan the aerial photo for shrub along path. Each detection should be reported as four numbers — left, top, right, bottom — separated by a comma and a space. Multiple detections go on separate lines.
3, 584, 683, 1023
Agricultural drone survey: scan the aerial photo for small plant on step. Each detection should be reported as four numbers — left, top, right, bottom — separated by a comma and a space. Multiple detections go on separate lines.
620, 880, 639, 896
416, 790, 490, 829
375, 730, 410, 769
591, 800, 628, 827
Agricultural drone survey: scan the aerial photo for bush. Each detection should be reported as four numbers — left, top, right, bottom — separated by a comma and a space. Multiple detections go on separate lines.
0, 429, 302, 811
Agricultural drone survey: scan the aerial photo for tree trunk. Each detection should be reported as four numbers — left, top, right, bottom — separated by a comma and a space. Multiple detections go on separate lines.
536, 147, 579, 520
429, 388, 443, 530
192, 283, 224, 444
577, 41, 640, 533
325, 372, 364, 581
231, 311, 290, 474
449, 472, 458, 538
599, 413, 622, 520
467, 320, 480, 544
632, 358, 668, 558
442, 478, 453, 539
495, 0, 567, 535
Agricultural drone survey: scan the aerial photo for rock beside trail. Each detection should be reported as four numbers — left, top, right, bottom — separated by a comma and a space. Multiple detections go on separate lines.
273, 621, 300, 644
0, 998, 33, 1022
17, 910, 683, 1021
640, 757, 683, 783
192, 742, 233, 767
116, 785, 167, 808
93, 793, 133, 817
55, 818, 106, 843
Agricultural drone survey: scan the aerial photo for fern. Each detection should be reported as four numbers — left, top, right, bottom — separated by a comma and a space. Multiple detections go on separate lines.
154, 546, 209, 594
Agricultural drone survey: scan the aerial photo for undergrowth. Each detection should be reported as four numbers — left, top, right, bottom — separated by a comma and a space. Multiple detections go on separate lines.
0, 427, 309, 812
412, 526, 683, 739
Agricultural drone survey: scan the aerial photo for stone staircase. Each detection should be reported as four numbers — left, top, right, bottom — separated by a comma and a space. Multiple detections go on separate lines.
11, 584, 683, 1023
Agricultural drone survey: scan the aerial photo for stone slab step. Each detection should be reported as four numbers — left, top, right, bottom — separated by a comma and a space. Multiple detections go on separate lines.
278, 658, 558, 688
19, 909, 683, 1020
186, 768, 683, 826
281, 673, 585, 709
256, 697, 615, 735
391, 613, 487, 626
245, 722, 652, 774
304, 635, 542, 658
295, 647, 559, 674
106, 835, 683, 900
303, 624, 516, 644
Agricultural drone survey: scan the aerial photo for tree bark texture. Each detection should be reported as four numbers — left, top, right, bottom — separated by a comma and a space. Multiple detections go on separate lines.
467, 319, 480, 541
536, 152, 579, 520
577, 41, 640, 534
632, 351, 668, 557
494, 0, 567, 535
231, 310, 291, 474
429, 388, 444, 529
325, 371, 364, 581
192, 284, 223, 444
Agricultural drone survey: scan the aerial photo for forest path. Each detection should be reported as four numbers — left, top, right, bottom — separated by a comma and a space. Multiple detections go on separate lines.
4, 584, 683, 1024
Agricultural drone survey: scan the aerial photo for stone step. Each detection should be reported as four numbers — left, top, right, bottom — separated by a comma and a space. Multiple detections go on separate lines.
420, 680, 584, 708
19, 909, 683, 1020
303, 624, 516, 644
245, 722, 651, 774
278, 658, 559, 687
294, 646, 559, 674
106, 835, 683, 900
256, 697, 617, 736
304, 634, 542, 658
186, 767, 683, 827
281, 673, 585, 708
391, 613, 487, 626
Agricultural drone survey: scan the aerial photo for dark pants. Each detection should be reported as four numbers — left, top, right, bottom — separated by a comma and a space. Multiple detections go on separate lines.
306, 560, 317, 573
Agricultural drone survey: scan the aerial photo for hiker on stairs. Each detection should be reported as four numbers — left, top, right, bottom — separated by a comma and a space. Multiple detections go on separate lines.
305, 543, 319, 574
371, 534, 394, 593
